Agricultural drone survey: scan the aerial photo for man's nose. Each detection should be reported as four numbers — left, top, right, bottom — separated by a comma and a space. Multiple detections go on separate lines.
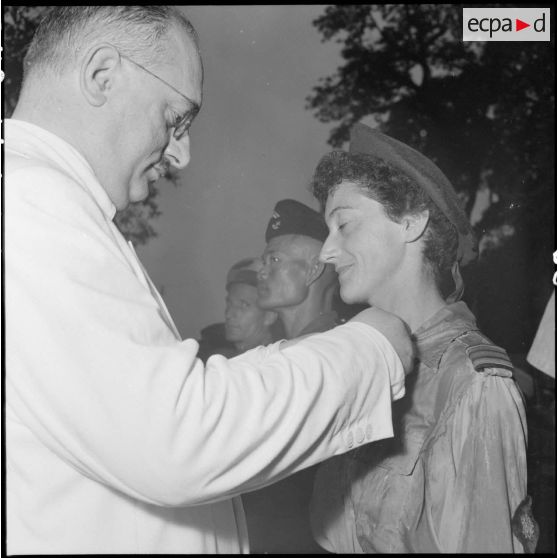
257, 263, 269, 280
164, 134, 191, 170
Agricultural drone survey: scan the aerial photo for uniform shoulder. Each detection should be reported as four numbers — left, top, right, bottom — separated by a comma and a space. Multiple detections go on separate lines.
450, 330, 514, 378
433, 330, 519, 423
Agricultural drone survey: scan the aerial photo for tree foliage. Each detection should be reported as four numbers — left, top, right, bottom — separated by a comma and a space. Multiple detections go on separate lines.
307, 4, 556, 350
3, 6, 163, 246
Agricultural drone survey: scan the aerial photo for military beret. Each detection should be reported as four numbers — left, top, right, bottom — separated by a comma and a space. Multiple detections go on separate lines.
226, 257, 260, 289
265, 199, 329, 243
349, 123, 477, 266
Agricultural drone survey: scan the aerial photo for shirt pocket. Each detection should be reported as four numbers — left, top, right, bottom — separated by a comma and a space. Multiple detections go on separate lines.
350, 431, 428, 553
375, 429, 427, 476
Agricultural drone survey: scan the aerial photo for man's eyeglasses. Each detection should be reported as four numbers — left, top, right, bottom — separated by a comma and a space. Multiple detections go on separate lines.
117, 50, 200, 141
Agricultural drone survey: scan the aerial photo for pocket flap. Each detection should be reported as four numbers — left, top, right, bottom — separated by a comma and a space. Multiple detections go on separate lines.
375, 430, 426, 476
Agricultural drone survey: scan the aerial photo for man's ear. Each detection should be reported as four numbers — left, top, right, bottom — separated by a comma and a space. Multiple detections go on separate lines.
402, 209, 429, 244
305, 256, 326, 287
263, 311, 278, 327
80, 44, 121, 107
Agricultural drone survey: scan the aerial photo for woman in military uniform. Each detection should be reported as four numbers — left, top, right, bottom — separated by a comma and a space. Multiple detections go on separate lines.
308, 123, 536, 553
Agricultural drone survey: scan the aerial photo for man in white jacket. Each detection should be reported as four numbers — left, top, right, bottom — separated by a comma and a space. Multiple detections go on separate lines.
5, 6, 412, 554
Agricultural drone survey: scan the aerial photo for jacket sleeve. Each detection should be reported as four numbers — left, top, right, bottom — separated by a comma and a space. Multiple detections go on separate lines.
420, 365, 528, 553
6, 166, 405, 508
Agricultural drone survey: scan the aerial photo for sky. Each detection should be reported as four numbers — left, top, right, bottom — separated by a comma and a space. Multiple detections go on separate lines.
136, 6, 345, 340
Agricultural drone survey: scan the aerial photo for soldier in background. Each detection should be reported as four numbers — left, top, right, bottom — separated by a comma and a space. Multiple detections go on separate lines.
242, 199, 339, 554
257, 199, 340, 339
198, 258, 281, 362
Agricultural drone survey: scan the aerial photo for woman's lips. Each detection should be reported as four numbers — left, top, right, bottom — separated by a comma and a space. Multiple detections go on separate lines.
336, 264, 352, 277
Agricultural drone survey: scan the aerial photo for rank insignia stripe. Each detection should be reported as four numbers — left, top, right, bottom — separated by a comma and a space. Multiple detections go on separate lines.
466, 343, 515, 372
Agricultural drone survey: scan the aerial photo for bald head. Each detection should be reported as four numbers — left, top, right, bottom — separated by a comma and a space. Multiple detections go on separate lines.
22, 6, 199, 87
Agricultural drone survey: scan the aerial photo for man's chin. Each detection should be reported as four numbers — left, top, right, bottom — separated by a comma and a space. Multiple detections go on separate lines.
225, 334, 241, 343
129, 181, 152, 204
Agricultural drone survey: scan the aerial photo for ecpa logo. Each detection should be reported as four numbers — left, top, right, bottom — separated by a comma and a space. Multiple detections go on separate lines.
463, 8, 550, 41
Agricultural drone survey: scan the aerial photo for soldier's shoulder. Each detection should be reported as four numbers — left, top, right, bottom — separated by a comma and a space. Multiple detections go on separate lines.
449, 330, 514, 378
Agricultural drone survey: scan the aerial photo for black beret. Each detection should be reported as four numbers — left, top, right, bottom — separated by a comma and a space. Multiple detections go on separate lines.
265, 199, 329, 243
349, 123, 477, 266
226, 257, 260, 288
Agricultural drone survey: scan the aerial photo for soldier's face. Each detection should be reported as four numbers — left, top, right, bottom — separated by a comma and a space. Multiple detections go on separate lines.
257, 235, 311, 310
224, 283, 270, 345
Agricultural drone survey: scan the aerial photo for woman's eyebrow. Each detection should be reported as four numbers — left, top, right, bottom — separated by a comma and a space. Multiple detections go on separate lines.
326, 205, 355, 220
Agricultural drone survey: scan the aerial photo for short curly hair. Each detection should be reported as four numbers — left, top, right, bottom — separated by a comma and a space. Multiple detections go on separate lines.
311, 150, 458, 292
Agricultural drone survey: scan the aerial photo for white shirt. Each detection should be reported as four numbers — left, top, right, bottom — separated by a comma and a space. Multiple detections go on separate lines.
5, 119, 405, 554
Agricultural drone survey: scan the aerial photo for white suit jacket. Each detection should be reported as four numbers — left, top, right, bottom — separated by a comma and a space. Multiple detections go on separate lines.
5, 119, 405, 554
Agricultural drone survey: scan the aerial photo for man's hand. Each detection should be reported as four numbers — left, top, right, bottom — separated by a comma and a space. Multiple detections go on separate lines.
350, 306, 415, 374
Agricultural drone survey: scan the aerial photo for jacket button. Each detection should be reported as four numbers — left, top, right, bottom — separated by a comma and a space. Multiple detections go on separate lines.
347, 432, 354, 448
